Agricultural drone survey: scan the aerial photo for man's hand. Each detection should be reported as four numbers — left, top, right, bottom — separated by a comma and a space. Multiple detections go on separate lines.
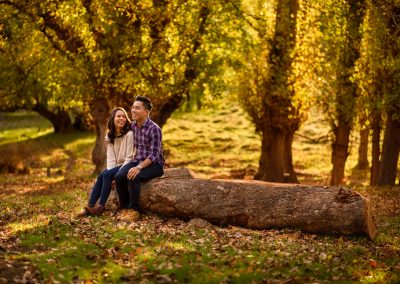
127, 166, 140, 180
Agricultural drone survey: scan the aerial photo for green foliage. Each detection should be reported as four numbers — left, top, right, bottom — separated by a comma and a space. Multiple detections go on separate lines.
355, 0, 400, 120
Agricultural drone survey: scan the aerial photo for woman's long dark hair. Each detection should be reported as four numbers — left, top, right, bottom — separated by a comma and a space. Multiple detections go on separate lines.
107, 107, 131, 144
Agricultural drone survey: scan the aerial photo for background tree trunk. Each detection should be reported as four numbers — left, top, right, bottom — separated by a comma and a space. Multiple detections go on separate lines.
378, 112, 400, 186
33, 103, 75, 133
90, 97, 110, 174
370, 112, 381, 186
330, 121, 351, 185
284, 128, 299, 183
255, 129, 285, 182
140, 168, 377, 239
255, 0, 299, 182
356, 114, 369, 169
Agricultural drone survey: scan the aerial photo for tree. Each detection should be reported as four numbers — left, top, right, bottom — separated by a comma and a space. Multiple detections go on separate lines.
377, 1, 400, 185
238, 0, 305, 183
0, 0, 234, 172
0, 4, 87, 133
313, 0, 365, 185
355, 0, 400, 186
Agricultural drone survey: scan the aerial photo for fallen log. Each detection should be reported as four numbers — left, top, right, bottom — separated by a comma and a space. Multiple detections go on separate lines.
140, 168, 377, 239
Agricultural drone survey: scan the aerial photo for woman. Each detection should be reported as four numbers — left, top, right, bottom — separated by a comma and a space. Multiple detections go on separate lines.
78, 107, 134, 216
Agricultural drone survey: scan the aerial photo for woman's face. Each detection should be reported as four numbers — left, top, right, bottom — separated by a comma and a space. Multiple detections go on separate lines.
114, 110, 127, 131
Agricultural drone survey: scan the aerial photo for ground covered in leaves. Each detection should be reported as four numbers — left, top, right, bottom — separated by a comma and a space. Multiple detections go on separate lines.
1, 106, 400, 283
0, 170, 400, 283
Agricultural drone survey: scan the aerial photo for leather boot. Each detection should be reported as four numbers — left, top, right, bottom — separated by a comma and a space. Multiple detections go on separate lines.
85, 204, 105, 216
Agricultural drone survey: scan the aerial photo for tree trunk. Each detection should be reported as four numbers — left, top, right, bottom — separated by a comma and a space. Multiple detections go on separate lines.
151, 94, 185, 128
330, 121, 351, 185
90, 97, 110, 174
255, 129, 285, 182
378, 112, 400, 186
139, 168, 377, 239
356, 115, 369, 169
33, 103, 75, 133
284, 128, 299, 183
370, 113, 381, 186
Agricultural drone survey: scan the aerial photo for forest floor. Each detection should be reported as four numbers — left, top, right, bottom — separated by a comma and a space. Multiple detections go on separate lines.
0, 103, 399, 283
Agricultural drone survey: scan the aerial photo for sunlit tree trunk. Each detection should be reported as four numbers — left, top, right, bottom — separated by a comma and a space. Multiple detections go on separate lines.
330, 121, 351, 185
356, 115, 369, 169
370, 111, 381, 186
378, 112, 400, 186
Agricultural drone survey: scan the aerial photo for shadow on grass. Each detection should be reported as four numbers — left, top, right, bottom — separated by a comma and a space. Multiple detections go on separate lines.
0, 131, 95, 174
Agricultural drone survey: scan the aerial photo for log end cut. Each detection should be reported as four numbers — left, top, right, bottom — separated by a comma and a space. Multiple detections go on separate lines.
364, 198, 378, 240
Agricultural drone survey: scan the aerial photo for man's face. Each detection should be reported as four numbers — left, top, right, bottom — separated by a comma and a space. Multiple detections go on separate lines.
131, 101, 148, 122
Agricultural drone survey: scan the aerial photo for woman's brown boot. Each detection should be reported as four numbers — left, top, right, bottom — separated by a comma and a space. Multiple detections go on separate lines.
85, 204, 105, 216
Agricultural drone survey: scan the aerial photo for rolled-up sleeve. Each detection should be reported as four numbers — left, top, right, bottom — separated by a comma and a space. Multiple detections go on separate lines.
147, 126, 162, 162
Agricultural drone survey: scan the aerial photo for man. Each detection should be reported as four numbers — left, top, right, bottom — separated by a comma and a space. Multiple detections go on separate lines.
114, 96, 165, 221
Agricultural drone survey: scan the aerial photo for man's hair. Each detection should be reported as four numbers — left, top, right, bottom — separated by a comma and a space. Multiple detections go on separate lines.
134, 96, 153, 111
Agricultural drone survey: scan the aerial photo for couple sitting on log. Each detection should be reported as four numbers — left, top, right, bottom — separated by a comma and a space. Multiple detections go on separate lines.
77, 96, 165, 221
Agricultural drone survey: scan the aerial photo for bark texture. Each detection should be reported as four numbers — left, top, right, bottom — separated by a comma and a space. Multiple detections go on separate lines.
139, 168, 377, 239
378, 112, 400, 186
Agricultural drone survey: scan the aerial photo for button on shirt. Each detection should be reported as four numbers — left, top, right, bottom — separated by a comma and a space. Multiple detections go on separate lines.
132, 118, 165, 166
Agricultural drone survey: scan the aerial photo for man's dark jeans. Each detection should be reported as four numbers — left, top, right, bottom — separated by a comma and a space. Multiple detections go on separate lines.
88, 165, 121, 207
114, 161, 164, 211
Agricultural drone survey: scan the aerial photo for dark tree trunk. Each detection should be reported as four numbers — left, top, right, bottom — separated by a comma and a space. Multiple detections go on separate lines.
72, 109, 95, 132
329, 1, 365, 185
255, 129, 285, 182
90, 97, 110, 174
151, 94, 185, 128
284, 129, 299, 183
378, 112, 400, 186
370, 113, 381, 186
356, 114, 369, 169
330, 121, 351, 185
33, 103, 75, 133
254, 0, 299, 183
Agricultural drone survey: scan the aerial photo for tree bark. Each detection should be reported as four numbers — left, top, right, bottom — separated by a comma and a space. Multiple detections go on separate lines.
255, 129, 285, 182
151, 94, 185, 128
329, 0, 365, 185
330, 121, 351, 185
139, 168, 377, 239
90, 97, 110, 174
253, 0, 299, 183
356, 115, 369, 169
378, 112, 400, 186
32, 103, 75, 133
284, 128, 299, 183
370, 111, 382, 186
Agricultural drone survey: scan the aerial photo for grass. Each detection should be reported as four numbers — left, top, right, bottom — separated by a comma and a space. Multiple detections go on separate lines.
0, 104, 400, 283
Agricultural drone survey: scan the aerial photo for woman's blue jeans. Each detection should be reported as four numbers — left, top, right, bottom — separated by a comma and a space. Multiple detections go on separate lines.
88, 165, 121, 206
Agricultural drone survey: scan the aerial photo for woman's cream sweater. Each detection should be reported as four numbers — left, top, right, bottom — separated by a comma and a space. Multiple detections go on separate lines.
106, 131, 134, 170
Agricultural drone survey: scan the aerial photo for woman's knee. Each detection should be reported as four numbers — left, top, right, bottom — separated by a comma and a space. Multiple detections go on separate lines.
114, 170, 125, 182
103, 169, 115, 180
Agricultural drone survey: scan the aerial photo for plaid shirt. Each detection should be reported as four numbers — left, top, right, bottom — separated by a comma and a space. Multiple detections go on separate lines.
132, 118, 164, 166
